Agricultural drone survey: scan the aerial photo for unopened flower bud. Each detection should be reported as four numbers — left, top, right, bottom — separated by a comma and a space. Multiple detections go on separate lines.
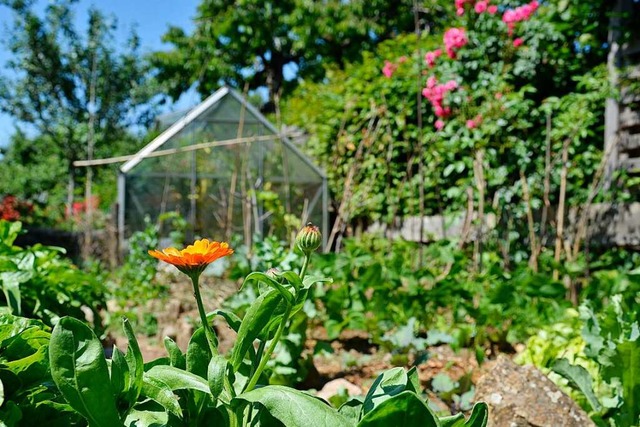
296, 223, 322, 255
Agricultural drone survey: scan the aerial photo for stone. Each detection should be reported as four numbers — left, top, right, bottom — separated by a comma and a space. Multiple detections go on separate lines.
475, 356, 594, 427
316, 378, 362, 401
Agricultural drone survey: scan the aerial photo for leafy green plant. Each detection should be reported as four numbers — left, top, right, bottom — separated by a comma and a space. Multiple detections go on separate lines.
0, 314, 83, 426
0, 221, 106, 333
45, 225, 488, 426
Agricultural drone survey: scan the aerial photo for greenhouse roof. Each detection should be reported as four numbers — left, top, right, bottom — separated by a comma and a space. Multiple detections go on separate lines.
120, 86, 325, 178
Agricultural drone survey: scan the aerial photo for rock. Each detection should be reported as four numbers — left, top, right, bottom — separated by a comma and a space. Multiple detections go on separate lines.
316, 378, 362, 401
475, 356, 594, 427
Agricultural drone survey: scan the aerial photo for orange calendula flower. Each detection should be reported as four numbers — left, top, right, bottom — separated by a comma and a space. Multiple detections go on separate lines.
148, 239, 233, 277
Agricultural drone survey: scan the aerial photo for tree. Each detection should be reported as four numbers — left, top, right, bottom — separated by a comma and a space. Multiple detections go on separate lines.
151, 0, 416, 111
0, 0, 160, 215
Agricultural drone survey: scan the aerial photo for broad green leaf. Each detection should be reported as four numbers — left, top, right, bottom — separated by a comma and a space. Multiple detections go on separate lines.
0, 221, 22, 246
110, 346, 128, 399
362, 367, 408, 414
123, 407, 170, 427
406, 366, 421, 394
141, 372, 183, 418
123, 317, 144, 402
439, 403, 488, 427
1, 281, 21, 316
207, 308, 242, 333
463, 403, 488, 427
358, 391, 439, 427
186, 327, 211, 377
5, 344, 48, 386
163, 337, 186, 369
439, 413, 465, 427
145, 365, 211, 394
49, 316, 121, 427
234, 385, 352, 427
0, 400, 21, 427
230, 289, 287, 370
208, 354, 229, 401
338, 398, 363, 424
552, 358, 601, 411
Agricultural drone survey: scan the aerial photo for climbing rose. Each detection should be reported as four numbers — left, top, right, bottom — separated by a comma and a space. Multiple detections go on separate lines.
443, 27, 468, 59
382, 60, 397, 78
513, 38, 524, 47
425, 49, 442, 67
488, 4, 498, 14
435, 120, 445, 131
466, 119, 478, 129
502, 1, 539, 35
475, 0, 488, 13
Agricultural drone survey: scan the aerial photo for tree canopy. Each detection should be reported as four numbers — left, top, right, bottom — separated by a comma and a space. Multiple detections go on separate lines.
151, 0, 417, 110
0, 0, 161, 214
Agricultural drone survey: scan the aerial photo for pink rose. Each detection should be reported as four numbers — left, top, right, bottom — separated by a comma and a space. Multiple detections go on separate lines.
475, 0, 488, 13
513, 38, 524, 47
435, 120, 445, 131
382, 60, 397, 78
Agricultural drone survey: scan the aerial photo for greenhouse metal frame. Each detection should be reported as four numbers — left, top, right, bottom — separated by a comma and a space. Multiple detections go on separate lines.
117, 86, 328, 249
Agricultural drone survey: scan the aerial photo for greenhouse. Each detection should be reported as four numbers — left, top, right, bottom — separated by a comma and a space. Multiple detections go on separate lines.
117, 86, 328, 247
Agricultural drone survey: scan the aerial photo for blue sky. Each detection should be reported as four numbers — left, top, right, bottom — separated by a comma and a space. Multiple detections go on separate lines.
0, 0, 201, 147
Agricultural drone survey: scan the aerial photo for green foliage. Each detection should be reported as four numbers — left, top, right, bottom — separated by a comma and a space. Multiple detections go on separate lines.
0, 314, 83, 426
0, 0, 160, 220
313, 235, 570, 349
0, 221, 106, 331
40, 241, 488, 426
152, 0, 415, 106
579, 296, 640, 426
110, 216, 166, 314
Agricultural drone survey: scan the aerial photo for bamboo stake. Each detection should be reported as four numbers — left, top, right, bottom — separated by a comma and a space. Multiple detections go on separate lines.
520, 170, 538, 271
553, 138, 571, 281
73, 133, 281, 167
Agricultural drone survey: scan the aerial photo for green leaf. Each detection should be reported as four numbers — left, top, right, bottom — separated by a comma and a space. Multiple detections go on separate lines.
207, 308, 242, 333
552, 358, 601, 411
186, 327, 211, 377
439, 403, 488, 427
123, 407, 170, 427
463, 403, 488, 427
145, 365, 211, 394
439, 413, 465, 427
163, 337, 186, 369
358, 391, 439, 426
123, 317, 144, 402
406, 366, 421, 394
1, 281, 21, 316
208, 354, 229, 401
244, 272, 294, 304
233, 385, 352, 427
110, 346, 128, 400
0, 221, 22, 246
338, 398, 363, 424
230, 289, 287, 370
49, 316, 122, 427
141, 372, 183, 418
362, 367, 408, 414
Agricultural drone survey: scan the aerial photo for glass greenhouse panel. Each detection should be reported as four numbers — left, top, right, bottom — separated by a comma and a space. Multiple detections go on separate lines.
119, 87, 328, 248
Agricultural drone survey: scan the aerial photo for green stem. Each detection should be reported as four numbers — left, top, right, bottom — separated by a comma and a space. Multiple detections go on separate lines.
299, 254, 310, 280
244, 304, 292, 392
190, 275, 218, 356
191, 275, 239, 426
